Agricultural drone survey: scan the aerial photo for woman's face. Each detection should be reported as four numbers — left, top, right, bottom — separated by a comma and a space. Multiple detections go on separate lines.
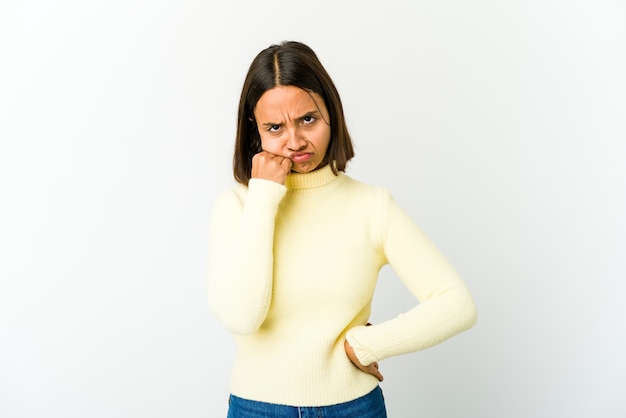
254, 85, 331, 174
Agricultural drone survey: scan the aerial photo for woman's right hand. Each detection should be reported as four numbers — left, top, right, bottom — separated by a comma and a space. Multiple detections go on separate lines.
344, 339, 384, 382
251, 151, 292, 185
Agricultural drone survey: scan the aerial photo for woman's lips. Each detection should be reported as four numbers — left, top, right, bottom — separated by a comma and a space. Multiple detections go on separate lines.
290, 153, 313, 163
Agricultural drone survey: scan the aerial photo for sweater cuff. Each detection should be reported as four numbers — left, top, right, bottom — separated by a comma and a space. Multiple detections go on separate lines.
346, 326, 380, 366
346, 317, 413, 366
247, 178, 287, 210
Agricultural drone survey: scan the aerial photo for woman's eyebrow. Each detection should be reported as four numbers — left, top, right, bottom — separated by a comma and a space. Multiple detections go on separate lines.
260, 110, 320, 127
295, 110, 320, 122
300, 110, 319, 117
261, 121, 283, 128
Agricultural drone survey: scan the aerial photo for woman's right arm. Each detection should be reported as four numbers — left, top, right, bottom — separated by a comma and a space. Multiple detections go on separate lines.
207, 179, 286, 335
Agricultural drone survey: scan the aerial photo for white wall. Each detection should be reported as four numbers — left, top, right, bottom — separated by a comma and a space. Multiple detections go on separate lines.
1, 1, 624, 417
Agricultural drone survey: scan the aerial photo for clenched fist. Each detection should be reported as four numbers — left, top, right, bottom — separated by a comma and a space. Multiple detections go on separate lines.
251, 151, 293, 185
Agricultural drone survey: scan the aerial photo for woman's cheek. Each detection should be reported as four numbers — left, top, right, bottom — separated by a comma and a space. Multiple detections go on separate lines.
262, 138, 285, 156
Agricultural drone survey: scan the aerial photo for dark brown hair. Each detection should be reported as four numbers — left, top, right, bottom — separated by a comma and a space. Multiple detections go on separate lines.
233, 41, 355, 185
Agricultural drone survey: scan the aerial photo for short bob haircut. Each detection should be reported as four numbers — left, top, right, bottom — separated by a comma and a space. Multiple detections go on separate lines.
233, 41, 355, 185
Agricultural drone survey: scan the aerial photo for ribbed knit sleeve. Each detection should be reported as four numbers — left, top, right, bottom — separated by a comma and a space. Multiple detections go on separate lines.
208, 179, 287, 335
346, 192, 477, 365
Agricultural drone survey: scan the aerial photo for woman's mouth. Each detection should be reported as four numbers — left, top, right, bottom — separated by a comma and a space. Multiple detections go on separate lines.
290, 153, 313, 163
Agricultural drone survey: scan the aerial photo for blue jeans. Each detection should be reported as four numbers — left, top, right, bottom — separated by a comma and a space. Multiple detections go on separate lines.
227, 386, 387, 418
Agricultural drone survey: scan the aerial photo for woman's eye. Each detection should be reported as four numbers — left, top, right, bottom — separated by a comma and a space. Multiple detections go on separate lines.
302, 116, 315, 124
268, 124, 281, 132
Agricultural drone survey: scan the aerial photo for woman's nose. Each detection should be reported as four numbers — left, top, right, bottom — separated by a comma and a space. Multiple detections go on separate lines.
286, 129, 306, 150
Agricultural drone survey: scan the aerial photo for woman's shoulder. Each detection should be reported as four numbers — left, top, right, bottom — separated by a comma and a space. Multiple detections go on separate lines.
211, 183, 248, 209
341, 174, 393, 201
213, 178, 287, 210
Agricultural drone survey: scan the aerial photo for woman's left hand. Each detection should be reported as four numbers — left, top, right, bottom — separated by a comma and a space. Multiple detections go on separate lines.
344, 339, 384, 382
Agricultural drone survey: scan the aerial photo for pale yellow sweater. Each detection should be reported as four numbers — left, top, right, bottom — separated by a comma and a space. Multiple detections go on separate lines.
208, 165, 477, 407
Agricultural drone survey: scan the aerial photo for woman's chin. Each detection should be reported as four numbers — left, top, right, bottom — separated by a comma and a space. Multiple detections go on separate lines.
291, 160, 327, 174
291, 163, 317, 174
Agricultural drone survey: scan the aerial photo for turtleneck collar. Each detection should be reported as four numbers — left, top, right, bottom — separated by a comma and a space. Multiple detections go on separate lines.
285, 164, 342, 190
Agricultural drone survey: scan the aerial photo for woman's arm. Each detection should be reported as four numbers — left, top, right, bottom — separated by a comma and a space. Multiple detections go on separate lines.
207, 179, 286, 335
346, 192, 477, 366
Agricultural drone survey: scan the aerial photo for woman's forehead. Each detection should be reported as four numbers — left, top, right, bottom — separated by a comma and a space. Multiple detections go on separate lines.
255, 86, 326, 120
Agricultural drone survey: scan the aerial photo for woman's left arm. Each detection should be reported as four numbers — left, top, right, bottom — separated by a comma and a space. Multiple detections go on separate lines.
346, 192, 477, 367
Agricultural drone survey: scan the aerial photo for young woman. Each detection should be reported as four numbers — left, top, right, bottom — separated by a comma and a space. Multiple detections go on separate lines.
208, 40, 477, 418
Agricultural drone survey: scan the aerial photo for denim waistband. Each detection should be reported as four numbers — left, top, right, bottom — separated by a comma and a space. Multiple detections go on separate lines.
227, 385, 386, 418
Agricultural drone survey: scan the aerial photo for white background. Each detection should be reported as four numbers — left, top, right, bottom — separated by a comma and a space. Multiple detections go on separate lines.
1, 1, 625, 417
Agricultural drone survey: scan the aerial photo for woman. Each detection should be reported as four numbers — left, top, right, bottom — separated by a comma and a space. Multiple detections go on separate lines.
208, 40, 477, 418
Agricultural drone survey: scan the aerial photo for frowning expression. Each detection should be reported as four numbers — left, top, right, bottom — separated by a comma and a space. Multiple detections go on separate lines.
254, 86, 331, 174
